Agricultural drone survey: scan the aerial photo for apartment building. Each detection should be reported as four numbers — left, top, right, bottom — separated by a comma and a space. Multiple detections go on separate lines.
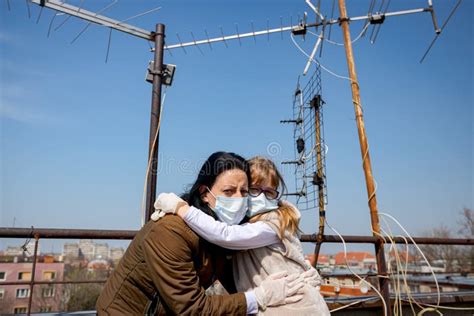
0, 258, 65, 314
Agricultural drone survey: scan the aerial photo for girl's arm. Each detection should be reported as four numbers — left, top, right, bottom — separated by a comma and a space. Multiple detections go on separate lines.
176, 205, 279, 250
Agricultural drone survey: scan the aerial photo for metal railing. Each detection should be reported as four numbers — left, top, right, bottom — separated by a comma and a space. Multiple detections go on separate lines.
0, 227, 473, 315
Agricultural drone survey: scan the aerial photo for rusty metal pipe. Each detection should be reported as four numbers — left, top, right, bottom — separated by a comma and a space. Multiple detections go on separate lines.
0, 280, 108, 286
300, 234, 474, 245
27, 235, 39, 316
313, 97, 326, 266
144, 23, 166, 223
1, 228, 472, 245
0, 227, 136, 239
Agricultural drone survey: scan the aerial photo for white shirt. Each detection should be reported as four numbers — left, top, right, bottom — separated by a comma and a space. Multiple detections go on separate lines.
183, 206, 279, 250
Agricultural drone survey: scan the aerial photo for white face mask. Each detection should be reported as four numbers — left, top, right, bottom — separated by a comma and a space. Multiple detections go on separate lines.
207, 188, 248, 225
247, 193, 279, 217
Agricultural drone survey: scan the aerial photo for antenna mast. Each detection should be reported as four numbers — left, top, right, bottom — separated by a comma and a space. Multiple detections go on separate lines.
145, 24, 166, 222
337, 0, 390, 313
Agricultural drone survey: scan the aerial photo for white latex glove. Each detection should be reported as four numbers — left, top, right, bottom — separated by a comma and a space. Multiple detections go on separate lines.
151, 193, 187, 221
254, 271, 305, 310
301, 267, 322, 288
150, 209, 166, 221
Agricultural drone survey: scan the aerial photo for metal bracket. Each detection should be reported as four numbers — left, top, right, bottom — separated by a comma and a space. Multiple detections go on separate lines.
280, 118, 303, 125
293, 12, 308, 36
369, 13, 386, 25
292, 24, 307, 36
311, 172, 325, 188
282, 159, 303, 166
146, 62, 176, 86
310, 94, 325, 109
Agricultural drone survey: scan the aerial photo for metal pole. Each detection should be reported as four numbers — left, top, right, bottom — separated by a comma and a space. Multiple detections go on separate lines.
145, 24, 165, 222
31, 0, 153, 40
0, 227, 472, 245
27, 235, 40, 316
337, 0, 391, 315
313, 96, 326, 265
164, 7, 430, 50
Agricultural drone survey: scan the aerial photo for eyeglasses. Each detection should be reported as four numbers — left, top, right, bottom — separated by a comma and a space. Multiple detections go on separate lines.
249, 187, 280, 200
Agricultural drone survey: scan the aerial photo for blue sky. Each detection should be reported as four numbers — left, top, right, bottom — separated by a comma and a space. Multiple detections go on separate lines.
1, 0, 472, 253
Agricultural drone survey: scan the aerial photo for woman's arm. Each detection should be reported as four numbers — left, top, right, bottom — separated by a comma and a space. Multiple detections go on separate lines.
177, 205, 279, 250
144, 216, 252, 315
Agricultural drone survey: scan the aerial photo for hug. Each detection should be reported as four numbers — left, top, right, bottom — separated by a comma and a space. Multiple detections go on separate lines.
96, 151, 330, 315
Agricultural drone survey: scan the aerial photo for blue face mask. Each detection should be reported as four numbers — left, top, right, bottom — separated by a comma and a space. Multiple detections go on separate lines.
207, 188, 248, 225
247, 193, 279, 218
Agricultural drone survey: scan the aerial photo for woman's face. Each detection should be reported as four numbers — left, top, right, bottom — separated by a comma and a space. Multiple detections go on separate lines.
203, 169, 249, 209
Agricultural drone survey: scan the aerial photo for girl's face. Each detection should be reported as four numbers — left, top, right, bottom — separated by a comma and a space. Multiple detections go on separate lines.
251, 178, 275, 191
202, 169, 249, 209
249, 173, 280, 200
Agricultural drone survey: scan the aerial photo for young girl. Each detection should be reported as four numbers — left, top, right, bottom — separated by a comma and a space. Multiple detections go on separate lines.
154, 156, 330, 315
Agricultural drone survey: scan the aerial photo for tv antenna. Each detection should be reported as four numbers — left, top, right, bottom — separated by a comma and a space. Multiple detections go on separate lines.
14, 1, 464, 315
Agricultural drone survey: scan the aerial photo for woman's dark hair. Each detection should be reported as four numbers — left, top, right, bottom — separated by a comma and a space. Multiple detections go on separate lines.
182, 151, 250, 217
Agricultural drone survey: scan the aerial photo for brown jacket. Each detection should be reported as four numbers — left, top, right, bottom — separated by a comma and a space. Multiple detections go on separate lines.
96, 216, 247, 315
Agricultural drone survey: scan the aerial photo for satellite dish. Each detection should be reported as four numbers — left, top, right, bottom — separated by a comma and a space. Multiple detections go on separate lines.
360, 283, 369, 294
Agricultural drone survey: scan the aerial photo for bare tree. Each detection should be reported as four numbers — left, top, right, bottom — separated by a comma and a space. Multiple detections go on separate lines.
457, 208, 473, 273
419, 208, 473, 273
420, 225, 461, 272
60, 265, 104, 312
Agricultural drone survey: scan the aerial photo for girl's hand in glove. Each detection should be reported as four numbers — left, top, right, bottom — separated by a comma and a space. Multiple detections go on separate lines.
151, 193, 188, 221
254, 271, 305, 310
301, 267, 322, 288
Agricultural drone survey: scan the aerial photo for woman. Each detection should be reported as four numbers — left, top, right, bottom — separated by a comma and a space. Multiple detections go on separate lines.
154, 156, 330, 315
96, 152, 306, 315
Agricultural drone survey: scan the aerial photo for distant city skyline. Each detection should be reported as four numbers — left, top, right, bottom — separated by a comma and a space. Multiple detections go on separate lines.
1, 240, 125, 261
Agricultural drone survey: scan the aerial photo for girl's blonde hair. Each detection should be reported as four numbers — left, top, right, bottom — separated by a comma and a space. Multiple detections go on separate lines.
247, 156, 301, 239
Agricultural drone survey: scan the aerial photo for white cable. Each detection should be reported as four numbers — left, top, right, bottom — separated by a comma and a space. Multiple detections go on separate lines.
417, 307, 443, 315
290, 32, 354, 82
377, 212, 470, 315
380, 213, 440, 306
379, 212, 441, 308
290, 30, 370, 123
379, 218, 434, 315
291, 29, 368, 119
381, 224, 412, 315
325, 219, 388, 315
140, 87, 167, 226
302, 143, 329, 161
308, 22, 370, 47
380, 216, 426, 315
396, 234, 421, 314
378, 228, 399, 315
379, 226, 405, 315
